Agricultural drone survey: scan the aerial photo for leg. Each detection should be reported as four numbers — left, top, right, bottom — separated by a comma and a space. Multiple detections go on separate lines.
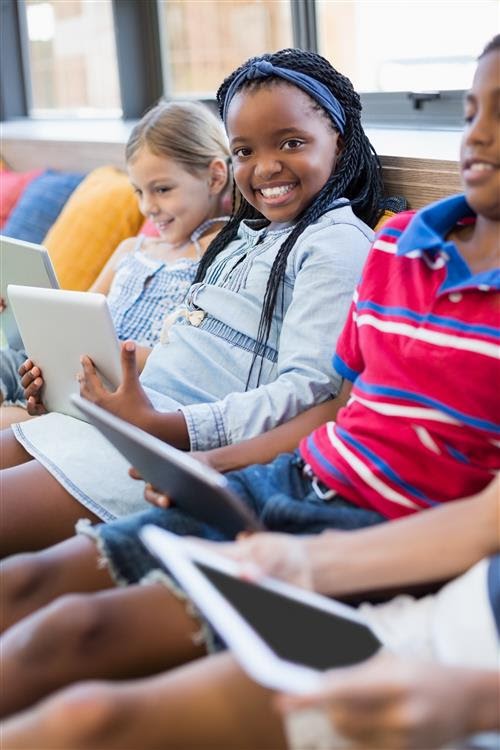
0, 582, 207, 717
0, 426, 33, 468
1, 653, 286, 749
0, 460, 100, 556
1, 535, 113, 633
0, 406, 33, 430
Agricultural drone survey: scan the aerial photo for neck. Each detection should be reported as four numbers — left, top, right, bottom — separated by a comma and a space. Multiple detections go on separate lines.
451, 215, 500, 274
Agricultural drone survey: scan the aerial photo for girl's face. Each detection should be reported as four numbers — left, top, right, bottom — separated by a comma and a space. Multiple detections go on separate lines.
128, 147, 224, 245
461, 49, 500, 220
226, 83, 341, 224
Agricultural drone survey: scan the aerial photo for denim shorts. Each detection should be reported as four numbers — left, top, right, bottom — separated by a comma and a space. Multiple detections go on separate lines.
79, 451, 385, 587
0, 347, 27, 405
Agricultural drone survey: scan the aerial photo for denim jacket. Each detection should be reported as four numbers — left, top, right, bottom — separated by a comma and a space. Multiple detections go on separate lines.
140, 202, 373, 450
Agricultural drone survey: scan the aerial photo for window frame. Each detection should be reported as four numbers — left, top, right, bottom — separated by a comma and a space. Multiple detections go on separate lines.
1, 0, 470, 129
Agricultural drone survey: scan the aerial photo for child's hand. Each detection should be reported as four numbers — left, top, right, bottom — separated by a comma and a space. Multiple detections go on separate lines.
128, 466, 172, 509
275, 652, 485, 750
202, 533, 315, 590
78, 341, 154, 426
19, 359, 47, 415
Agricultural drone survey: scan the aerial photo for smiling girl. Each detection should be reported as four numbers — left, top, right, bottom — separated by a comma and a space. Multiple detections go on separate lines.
0, 49, 383, 558
1, 100, 230, 427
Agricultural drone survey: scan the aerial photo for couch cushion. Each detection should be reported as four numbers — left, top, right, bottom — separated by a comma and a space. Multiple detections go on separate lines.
44, 166, 144, 291
2, 170, 84, 243
1, 169, 44, 227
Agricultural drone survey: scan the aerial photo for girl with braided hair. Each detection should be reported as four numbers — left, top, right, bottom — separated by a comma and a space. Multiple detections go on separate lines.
1, 47, 383, 554
0, 47, 387, 716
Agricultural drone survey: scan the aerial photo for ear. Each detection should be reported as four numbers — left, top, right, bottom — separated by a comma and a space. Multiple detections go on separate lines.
207, 158, 229, 195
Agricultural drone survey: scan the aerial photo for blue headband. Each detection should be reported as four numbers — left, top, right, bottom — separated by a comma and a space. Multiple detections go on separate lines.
222, 59, 346, 135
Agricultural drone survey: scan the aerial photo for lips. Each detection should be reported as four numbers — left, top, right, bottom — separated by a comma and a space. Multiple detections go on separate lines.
154, 218, 174, 231
462, 157, 499, 185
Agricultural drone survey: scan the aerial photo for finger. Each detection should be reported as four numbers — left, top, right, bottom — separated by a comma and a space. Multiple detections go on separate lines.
80, 355, 97, 376
144, 484, 170, 508
120, 341, 139, 388
24, 377, 44, 400
128, 466, 143, 481
18, 358, 33, 377
27, 396, 47, 416
20, 366, 40, 387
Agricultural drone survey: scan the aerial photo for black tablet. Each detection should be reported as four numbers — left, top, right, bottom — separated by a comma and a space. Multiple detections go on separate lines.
141, 525, 383, 695
71, 395, 263, 537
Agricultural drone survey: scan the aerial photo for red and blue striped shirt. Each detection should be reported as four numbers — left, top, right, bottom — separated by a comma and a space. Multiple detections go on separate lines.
300, 195, 500, 519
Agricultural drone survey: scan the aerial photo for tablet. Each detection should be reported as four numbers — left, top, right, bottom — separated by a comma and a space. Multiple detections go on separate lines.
7, 285, 121, 420
140, 525, 382, 695
71, 394, 264, 536
0, 236, 59, 349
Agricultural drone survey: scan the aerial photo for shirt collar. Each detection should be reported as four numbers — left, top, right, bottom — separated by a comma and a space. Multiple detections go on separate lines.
396, 194, 500, 292
396, 194, 475, 258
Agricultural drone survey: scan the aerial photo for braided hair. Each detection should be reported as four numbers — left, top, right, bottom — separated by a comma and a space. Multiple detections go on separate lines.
195, 48, 384, 386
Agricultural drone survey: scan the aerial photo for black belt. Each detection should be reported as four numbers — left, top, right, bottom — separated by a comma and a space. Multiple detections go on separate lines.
296, 457, 336, 501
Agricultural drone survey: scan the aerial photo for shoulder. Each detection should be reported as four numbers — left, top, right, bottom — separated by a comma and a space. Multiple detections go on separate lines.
112, 235, 142, 263
289, 204, 375, 275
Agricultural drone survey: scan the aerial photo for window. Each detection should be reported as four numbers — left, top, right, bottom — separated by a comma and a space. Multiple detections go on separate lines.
318, 0, 498, 93
24, 0, 121, 117
2, 0, 499, 127
158, 0, 293, 98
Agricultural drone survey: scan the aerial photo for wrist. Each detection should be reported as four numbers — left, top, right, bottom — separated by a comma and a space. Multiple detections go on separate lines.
464, 669, 500, 734
304, 530, 347, 595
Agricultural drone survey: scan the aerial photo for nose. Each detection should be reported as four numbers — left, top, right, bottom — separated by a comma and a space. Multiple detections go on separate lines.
141, 192, 159, 217
464, 108, 494, 147
254, 155, 282, 181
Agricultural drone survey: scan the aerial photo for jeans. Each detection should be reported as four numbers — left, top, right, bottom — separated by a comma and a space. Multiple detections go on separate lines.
81, 451, 385, 586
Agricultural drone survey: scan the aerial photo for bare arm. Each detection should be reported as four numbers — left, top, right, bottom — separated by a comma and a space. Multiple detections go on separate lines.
210, 476, 499, 597
204, 380, 353, 473
88, 237, 136, 295
305, 475, 499, 596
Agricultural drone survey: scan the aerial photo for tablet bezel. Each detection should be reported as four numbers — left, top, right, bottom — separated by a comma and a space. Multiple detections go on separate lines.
140, 525, 382, 695
0, 236, 59, 349
7, 285, 121, 419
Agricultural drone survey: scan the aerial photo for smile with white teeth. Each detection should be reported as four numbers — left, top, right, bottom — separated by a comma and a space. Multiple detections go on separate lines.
259, 184, 295, 198
467, 162, 495, 172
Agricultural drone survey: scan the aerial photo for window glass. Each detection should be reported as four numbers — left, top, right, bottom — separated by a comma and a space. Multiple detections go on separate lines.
318, 0, 499, 92
159, 0, 293, 97
24, 0, 122, 116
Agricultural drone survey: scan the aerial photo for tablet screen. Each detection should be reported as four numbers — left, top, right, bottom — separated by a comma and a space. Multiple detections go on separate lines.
195, 563, 381, 670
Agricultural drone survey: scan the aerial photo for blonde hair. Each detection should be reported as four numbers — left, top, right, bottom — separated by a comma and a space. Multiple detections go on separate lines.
126, 100, 229, 175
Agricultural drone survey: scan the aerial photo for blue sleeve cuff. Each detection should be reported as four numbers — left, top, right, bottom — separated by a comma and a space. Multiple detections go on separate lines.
487, 554, 500, 636
333, 353, 358, 383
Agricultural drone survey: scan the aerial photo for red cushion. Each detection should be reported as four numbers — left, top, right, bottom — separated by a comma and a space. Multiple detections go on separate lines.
139, 218, 160, 237
0, 169, 43, 227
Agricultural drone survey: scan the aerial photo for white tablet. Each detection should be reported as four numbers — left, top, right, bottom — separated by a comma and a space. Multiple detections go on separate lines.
0, 236, 59, 349
7, 285, 121, 420
140, 525, 382, 695
71, 394, 263, 537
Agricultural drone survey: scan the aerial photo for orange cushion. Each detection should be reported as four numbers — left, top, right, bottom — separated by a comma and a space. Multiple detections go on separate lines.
0, 169, 42, 227
44, 166, 143, 291
374, 209, 396, 233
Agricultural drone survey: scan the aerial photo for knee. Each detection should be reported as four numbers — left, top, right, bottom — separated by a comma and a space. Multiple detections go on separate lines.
24, 593, 109, 660
1, 552, 47, 611
39, 682, 127, 748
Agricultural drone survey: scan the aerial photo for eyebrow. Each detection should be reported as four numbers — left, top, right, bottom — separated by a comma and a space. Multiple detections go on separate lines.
230, 127, 309, 145
464, 88, 500, 103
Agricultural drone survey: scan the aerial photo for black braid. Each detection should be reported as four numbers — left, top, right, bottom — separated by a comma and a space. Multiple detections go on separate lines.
195, 48, 384, 387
